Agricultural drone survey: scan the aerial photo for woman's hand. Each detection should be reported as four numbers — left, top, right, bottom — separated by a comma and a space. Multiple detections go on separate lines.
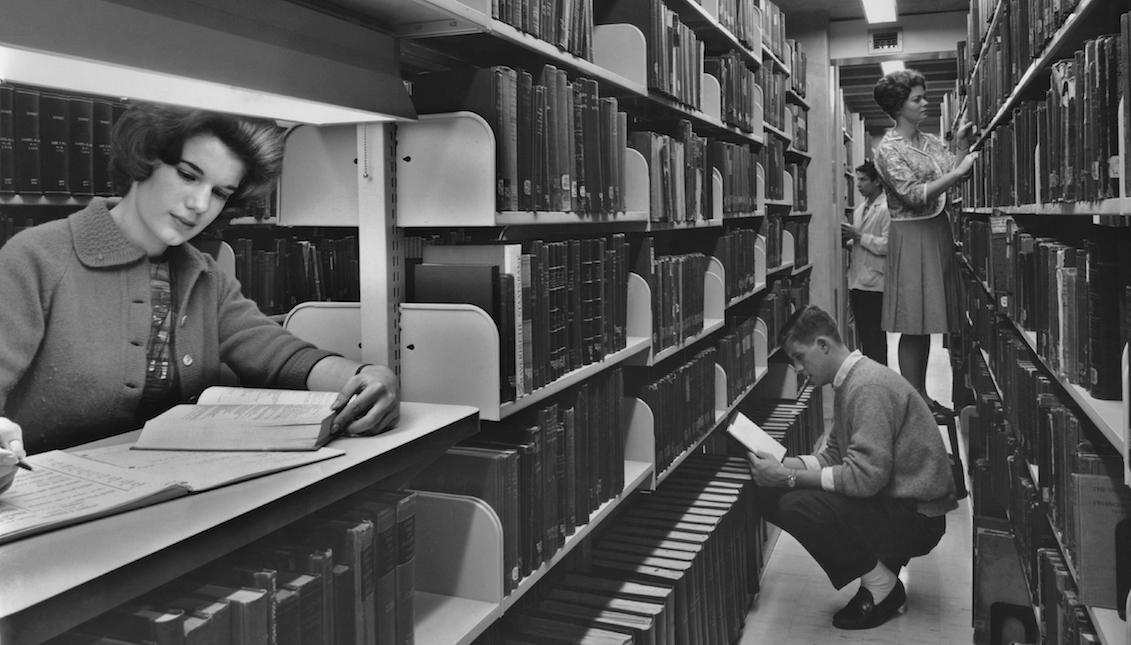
329, 365, 400, 436
0, 417, 26, 495
955, 120, 977, 151
956, 150, 979, 178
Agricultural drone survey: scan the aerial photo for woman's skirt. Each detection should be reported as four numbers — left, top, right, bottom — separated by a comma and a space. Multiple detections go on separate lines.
882, 211, 960, 334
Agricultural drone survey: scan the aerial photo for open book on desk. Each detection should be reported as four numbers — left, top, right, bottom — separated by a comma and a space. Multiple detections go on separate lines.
134, 386, 343, 451
0, 442, 344, 545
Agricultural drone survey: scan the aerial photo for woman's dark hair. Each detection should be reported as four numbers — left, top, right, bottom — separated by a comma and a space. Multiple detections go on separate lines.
873, 68, 927, 119
109, 102, 285, 209
778, 304, 843, 348
855, 160, 880, 182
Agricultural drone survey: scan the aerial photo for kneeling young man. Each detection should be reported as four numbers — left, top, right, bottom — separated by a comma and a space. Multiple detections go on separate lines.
747, 304, 957, 630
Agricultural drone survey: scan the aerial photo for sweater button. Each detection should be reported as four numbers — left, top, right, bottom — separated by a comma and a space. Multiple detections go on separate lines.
182, 355, 194, 366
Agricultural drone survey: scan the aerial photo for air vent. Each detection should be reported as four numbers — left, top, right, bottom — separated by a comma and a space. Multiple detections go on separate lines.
868, 28, 903, 54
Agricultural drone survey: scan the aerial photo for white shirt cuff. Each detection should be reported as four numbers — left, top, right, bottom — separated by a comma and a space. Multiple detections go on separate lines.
799, 455, 821, 470
821, 467, 836, 492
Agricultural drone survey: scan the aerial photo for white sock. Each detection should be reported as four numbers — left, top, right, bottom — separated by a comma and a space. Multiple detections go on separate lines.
859, 561, 897, 603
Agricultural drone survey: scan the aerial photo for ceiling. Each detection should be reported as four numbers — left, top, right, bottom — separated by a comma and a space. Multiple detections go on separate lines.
779, 0, 968, 135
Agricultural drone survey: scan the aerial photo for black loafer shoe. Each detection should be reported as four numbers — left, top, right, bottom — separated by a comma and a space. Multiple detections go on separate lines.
832, 580, 906, 630
928, 400, 955, 418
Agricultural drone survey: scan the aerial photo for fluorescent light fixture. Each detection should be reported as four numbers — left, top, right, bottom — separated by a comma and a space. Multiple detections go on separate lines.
0, 45, 396, 125
881, 60, 906, 75
863, 0, 898, 23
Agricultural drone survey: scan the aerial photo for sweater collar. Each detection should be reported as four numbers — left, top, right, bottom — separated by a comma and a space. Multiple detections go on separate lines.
833, 350, 865, 389
70, 197, 203, 272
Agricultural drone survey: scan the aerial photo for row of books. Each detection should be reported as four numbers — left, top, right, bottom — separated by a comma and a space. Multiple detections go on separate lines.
716, 317, 762, 407
755, 66, 788, 132
704, 52, 760, 134
221, 235, 360, 317
631, 347, 718, 475
482, 453, 764, 645
743, 384, 823, 459
966, 306, 1131, 614
788, 104, 808, 153
787, 162, 807, 212
0, 83, 125, 197
410, 236, 629, 403
411, 64, 628, 215
759, 137, 786, 202
710, 140, 759, 214
966, 0, 1035, 128
48, 486, 417, 645
713, 0, 761, 53
760, 0, 789, 67
491, 0, 594, 61
713, 227, 762, 302
786, 39, 808, 100
0, 213, 37, 248
409, 369, 625, 594
755, 275, 810, 348
628, 122, 711, 224
595, 0, 704, 110
984, 327, 1131, 612
646, 251, 709, 353
1036, 547, 1106, 643
968, 26, 1127, 208
958, 215, 1130, 401
784, 217, 809, 267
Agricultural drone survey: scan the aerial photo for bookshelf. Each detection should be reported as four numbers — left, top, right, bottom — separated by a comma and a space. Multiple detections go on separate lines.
959, 0, 1131, 641
0, 0, 834, 642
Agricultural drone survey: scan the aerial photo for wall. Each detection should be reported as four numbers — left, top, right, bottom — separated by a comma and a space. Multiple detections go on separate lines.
829, 11, 967, 61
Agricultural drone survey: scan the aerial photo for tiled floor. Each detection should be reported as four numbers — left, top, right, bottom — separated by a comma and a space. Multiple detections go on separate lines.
738, 334, 975, 644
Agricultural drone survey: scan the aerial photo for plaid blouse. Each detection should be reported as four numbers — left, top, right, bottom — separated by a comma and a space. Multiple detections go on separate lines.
873, 129, 956, 221
137, 258, 179, 421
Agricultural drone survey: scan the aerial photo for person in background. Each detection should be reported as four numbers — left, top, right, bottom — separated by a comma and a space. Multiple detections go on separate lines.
872, 68, 978, 422
746, 304, 958, 630
0, 101, 399, 494
842, 159, 891, 365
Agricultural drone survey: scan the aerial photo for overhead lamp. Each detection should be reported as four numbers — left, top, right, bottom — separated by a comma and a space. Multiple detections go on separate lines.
881, 60, 906, 75
862, 0, 899, 24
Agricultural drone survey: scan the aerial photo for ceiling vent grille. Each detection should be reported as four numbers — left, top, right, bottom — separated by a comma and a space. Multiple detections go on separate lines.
868, 28, 903, 54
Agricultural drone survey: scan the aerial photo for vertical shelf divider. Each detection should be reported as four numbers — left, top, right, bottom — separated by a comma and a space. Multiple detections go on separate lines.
701, 72, 722, 122
712, 168, 724, 221
623, 396, 658, 489
593, 23, 648, 88
397, 112, 497, 227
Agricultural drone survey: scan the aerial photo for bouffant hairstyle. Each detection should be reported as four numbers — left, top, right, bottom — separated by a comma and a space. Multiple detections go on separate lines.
109, 102, 285, 209
855, 160, 880, 182
873, 68, 927, 119
778, 304, 843, 348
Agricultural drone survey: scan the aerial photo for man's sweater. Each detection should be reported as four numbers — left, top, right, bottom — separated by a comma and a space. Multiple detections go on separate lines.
0, 199, 335, 453
815, 357, 958, 517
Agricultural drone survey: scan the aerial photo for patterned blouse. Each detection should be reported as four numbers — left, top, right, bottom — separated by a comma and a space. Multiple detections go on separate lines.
873, 128, 956, 221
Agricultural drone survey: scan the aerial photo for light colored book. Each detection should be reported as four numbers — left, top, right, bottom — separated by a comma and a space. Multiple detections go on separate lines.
725, 412, 787, 462
134, 386, 342, 452
0, 444, 343, 545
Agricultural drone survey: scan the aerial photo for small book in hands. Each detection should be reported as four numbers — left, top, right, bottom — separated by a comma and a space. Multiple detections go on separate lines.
134, 386, 342, 452
726, 412, 787, 462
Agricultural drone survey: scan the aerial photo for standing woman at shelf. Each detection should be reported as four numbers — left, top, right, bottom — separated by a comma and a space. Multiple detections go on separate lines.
0, 101, 399, 493
872, 69, 978, 420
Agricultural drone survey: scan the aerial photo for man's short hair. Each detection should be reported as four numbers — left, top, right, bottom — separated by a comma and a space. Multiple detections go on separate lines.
778, 304, 843, 348
855, 160, 879, 182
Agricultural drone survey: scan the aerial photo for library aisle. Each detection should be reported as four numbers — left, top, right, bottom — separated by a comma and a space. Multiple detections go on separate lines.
739, 334, 976, 643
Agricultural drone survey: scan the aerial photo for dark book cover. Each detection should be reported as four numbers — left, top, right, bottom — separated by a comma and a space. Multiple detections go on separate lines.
78, 604, 187, 645
272, 588, 301, 645
39, 93, 70, 194
68, 96, 94, 196
0, 84, 14, 194
364, 489, 418, 645
471, 419, 544, 573
91, 99, 114, 195
276, 571, 324, 645
13, 88, 42, 195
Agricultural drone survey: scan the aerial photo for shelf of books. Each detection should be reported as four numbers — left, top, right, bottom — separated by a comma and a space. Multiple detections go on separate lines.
0, 402, 480, 645
966, 339, 1128, 645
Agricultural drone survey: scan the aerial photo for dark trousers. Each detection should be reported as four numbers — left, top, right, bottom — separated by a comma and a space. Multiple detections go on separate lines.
756, 487, 946, 589
850, 289, 887, 365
